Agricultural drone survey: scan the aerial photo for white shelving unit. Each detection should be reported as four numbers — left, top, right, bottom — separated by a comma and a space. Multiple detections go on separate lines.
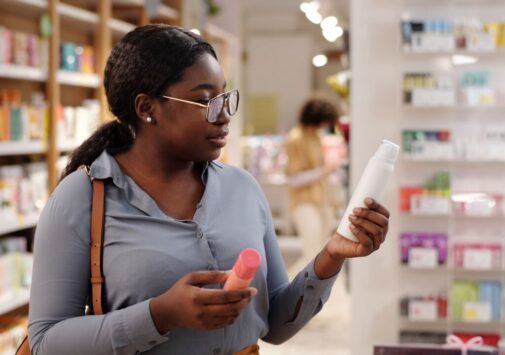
0, 289, 30, 315
398, 0, 505, 344
0, 64, 47, 82
349, 0, 504, 352
0, 213, 39, 236
56, 71, 101, 88
0, 141, 46, 156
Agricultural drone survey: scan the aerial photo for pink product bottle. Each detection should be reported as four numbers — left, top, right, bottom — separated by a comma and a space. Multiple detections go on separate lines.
223, 248, 261, 291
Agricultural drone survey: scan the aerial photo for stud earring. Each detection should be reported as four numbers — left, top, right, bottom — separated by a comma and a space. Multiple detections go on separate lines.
146, 116, 153, 124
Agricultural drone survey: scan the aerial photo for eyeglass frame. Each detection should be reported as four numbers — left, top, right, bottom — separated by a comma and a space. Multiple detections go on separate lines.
159, 89, 239, 123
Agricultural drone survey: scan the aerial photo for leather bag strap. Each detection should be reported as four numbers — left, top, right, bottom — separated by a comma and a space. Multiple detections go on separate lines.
90, 178, 105, 315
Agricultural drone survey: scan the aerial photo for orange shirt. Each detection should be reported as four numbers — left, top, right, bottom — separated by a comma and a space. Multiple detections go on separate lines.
285, 125, 329, 209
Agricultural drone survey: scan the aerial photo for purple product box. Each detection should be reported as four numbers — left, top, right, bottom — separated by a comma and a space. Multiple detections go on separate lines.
400, 233, 448, 264
374, 345, 497, 355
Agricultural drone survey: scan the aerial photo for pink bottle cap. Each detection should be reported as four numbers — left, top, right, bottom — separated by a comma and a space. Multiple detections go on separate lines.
232, 248, 261, 280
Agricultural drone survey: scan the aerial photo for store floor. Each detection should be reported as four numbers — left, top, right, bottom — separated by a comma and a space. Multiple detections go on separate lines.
260, 238, 352, 355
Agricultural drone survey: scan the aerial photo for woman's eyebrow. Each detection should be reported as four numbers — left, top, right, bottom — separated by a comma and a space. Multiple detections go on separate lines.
190, 82, 227, 92
190, 83, 216, 91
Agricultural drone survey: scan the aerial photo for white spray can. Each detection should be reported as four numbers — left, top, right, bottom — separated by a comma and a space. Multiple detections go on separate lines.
337, 139, 399, 242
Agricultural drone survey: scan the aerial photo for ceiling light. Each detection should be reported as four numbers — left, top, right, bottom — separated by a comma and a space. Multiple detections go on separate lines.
306, 10, 322, 24
300, 2, 311, 13
321, 16, 338, 30
322, 26, 344, 42
312, 54, 328, 67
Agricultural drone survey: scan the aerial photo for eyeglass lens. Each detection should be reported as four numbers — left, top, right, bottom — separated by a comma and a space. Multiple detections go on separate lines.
208, 91, 239, 122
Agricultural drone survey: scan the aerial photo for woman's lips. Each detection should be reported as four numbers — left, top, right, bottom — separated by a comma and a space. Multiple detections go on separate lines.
208, 133, 228, 148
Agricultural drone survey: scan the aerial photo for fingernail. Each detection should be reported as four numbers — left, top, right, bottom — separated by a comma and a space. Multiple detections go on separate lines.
353, 207, 362, 214
350, 224, 357, 229
251, 288, 258, 297
365, 198, 373, 204
349, 215, 357, 221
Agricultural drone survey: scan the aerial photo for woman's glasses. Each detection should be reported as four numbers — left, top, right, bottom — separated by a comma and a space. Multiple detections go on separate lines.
160, 89, 239, 123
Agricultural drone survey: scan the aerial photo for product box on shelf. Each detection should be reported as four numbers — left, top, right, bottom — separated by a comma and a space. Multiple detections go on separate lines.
451, 281, 501, 322
453, 243, 501, 270
400, 233, 448, 267
401, 294, 447, 321
452, 193, 502, 217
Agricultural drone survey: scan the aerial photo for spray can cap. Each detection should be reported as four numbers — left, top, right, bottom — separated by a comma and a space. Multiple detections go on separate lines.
374, 139, 399, 163
233, 248, 261, 280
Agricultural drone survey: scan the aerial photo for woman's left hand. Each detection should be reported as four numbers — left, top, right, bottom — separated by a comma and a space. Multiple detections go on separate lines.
326, 197, 390, 259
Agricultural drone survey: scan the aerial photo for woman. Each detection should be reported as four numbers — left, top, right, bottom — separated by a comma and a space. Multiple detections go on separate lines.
285, 96, 343, 276
28, 25, 389, 355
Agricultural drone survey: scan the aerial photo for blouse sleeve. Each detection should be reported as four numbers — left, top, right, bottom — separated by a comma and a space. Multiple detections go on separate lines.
28, 172, 169, 355
260, 193, 338, 344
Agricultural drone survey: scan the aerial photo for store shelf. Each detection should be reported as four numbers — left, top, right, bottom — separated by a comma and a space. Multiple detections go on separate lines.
450, 268, 503, 279
401, 265, 448, 272
109, 18, 136, 37
57, 71, 100, 88
403, 158, 505, 164
402, 104, 505, 111
0, 0, 47, 16
402, 49, 505, 57
400, 318, 449, 332
0, 64, 47, 82
0, 289, 30, 315
156, 4, 179, 20
404, 0, 505, 5
0, 213, 39, 235
451, 320, 503, 332
58, 141, 79, 152
58, 3, 98, 25
206, 23, 238, 44
0, 141, 46, 156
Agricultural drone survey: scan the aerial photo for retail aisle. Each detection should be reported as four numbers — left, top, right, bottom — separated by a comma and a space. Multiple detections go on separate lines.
260, 244, 352, 355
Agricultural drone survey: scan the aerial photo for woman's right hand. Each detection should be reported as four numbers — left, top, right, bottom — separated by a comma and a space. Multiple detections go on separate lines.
149, 271, 257, 334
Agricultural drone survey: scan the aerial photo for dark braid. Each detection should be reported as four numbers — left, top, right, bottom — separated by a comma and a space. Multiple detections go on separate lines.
60, 25, 217, 181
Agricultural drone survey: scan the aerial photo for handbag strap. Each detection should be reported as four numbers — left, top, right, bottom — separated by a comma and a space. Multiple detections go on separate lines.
15, 170, 106, 355
90, 178, 105, 315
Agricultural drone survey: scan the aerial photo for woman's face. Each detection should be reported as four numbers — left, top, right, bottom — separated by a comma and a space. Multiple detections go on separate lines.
151, 52, 230, 162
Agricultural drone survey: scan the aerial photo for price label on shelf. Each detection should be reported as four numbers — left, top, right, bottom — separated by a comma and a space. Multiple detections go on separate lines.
463, 249, 493, 270
408, 247, 438, 268
463, 301, 492, 322
408, 300, 438, 321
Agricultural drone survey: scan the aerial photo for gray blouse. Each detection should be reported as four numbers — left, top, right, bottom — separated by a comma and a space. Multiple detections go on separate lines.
28, 151, 337, 355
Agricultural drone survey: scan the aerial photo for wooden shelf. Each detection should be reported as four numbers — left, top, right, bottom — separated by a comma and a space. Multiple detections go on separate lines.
58, 2, 98, 25
156, 4, 179, 20
0, 0, 47, 17
0, 288, 30, 315
57, 71, 100, 88
0, 213, 39, 235
109, 17, 136, 37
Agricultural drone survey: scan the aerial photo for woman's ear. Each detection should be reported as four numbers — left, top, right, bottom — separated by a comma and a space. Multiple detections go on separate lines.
134, 93, 156, 124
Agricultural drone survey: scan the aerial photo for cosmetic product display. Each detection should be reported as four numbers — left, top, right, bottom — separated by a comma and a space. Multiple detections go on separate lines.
401, 19, 505, 52
403, 73, 455, 107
